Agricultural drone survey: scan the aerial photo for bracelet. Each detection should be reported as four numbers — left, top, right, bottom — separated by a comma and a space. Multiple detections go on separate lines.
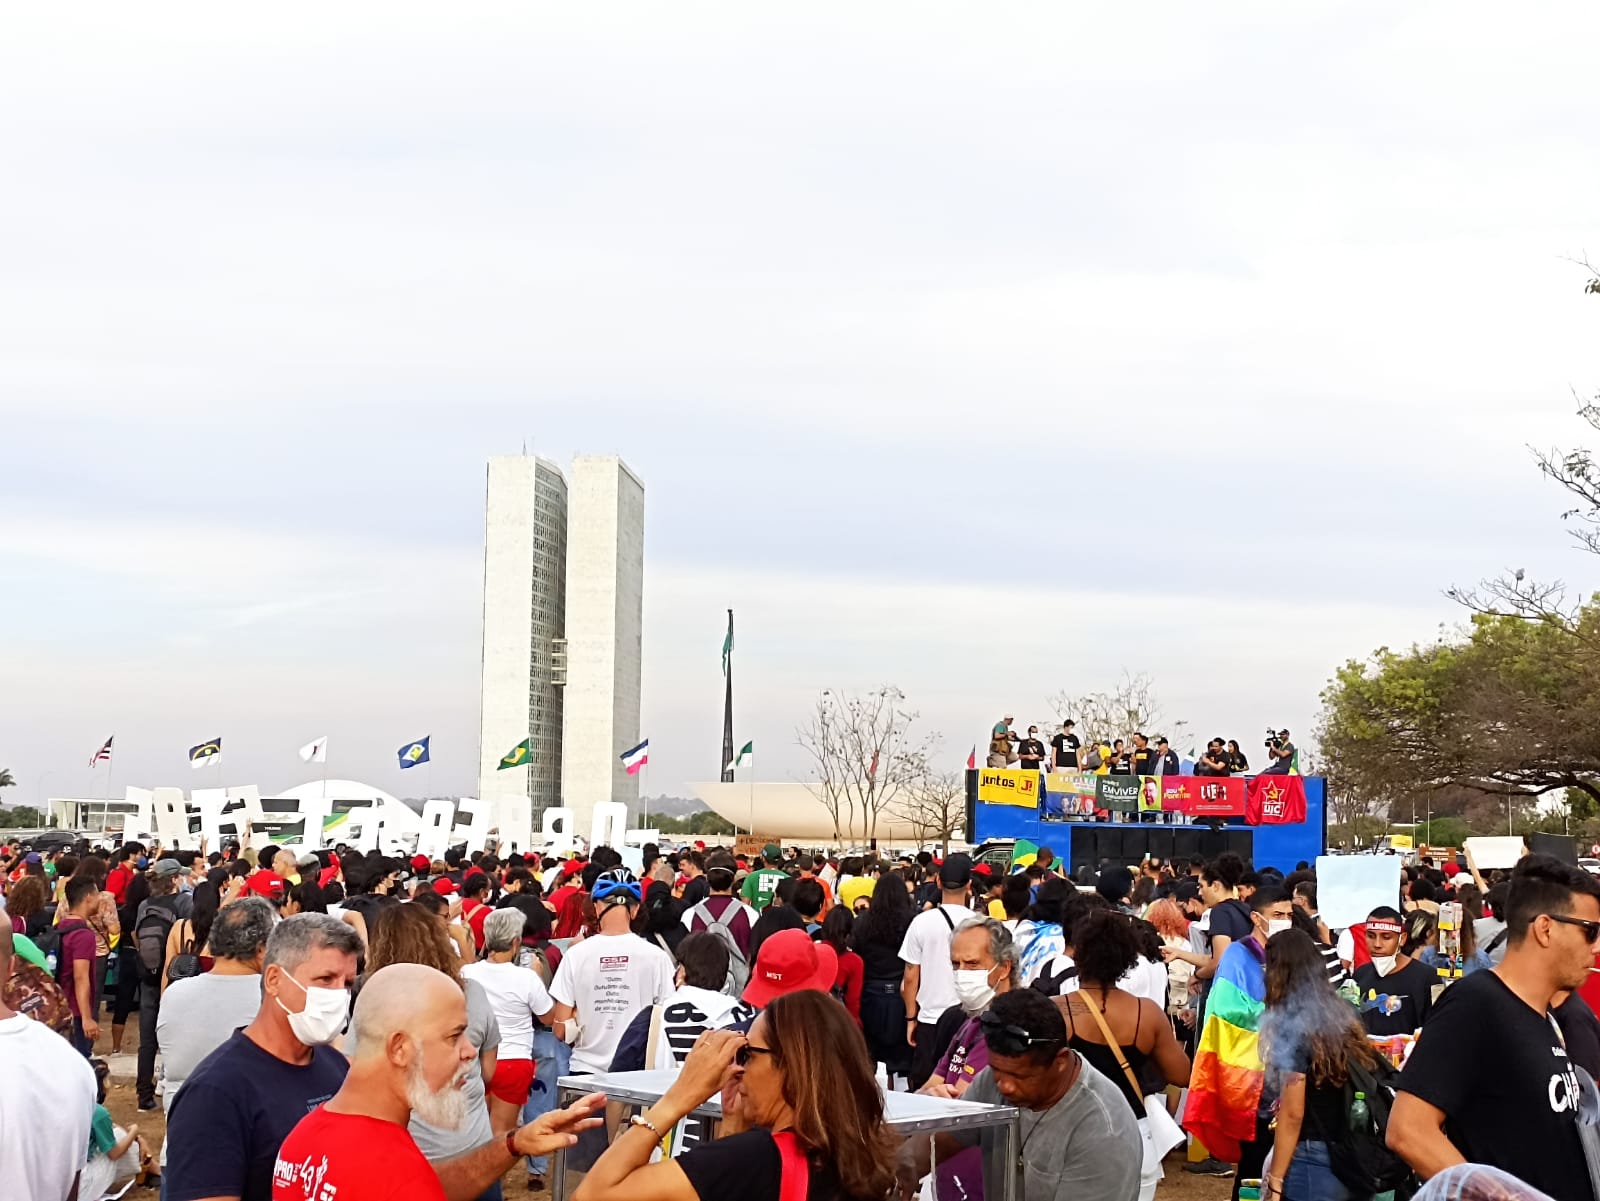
628, 1114, 661, 1136
505, 1131, 519, 1159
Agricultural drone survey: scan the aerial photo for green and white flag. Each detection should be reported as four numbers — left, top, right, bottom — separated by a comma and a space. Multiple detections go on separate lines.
721, 622, 734, 676
724, 740, 752, 773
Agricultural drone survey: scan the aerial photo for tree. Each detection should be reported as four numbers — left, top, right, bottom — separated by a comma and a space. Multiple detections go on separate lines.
652, 810, 736, 836
796, 686, 932, 846
0, 805, 44, 828
881, 764, 966, 853
1048, 671, 1189, 752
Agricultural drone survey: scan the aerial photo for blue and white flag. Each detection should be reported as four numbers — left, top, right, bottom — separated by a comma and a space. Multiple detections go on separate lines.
398, 736, 431, 769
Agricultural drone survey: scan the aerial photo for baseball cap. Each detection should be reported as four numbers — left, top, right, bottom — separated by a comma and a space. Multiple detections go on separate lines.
742, 929, 840, 1009
559, 859, 586, 879
23, 852, 41, 866
1171, 878, 1200, 904
151, 858, 182, 878
432, 877, 459, 895
970, 863, 993, 881
762, 843, 782, 862
939, 852, 973, 889
411, 854, 430, 873
244, 872, 287, 901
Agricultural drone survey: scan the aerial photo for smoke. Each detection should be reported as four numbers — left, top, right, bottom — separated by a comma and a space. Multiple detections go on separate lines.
1258, 978, 1358, 1088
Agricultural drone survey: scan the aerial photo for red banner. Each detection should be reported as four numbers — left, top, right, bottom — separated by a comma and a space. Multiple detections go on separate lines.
1246, 776, 1306, 825
1159, 777, 1246, 817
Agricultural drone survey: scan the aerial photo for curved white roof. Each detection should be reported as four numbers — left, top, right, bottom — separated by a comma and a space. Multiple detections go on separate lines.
690, 782, 948, 843
273, 779, 402, 807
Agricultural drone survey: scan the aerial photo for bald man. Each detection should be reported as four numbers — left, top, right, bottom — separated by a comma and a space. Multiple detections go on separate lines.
271, 964, 605, 1201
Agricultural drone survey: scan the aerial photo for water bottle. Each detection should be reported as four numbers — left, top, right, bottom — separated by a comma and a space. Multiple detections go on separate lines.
45, 947, 58, 977
1350, 1091, 1369, 1132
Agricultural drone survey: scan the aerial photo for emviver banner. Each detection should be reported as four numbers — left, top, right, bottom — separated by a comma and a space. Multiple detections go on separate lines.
979, 768, 1041, 808
1096, 775, 1142, 813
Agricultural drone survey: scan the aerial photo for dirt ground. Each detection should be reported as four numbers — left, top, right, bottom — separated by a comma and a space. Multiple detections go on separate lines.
105, 1023, 1233, 1199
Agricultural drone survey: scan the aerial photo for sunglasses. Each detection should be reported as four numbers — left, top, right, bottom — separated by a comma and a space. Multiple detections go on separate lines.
1545, 914, 1600, 945
978, 1011, 1064, 1058
735, 1044, 775, 1068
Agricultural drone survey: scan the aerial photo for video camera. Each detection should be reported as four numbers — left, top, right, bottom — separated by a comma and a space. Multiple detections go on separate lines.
1264, 728, 1283, 751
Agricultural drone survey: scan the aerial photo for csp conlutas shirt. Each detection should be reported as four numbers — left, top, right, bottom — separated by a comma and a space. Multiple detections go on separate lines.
549, 931, 674, 1075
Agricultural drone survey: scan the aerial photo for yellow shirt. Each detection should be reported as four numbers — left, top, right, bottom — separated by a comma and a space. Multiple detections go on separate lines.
987, 898, 1006, 921
839, 876, 876, 910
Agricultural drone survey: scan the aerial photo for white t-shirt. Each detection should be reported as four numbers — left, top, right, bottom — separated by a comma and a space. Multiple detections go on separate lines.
462, 959, 554, 1061
897, 903, 973, 1024
0, 1013, 96, 1201
1117, 957, 1169, 1005
550, 931, 675, 1075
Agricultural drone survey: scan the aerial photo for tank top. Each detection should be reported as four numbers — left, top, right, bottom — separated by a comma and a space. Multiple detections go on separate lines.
1064, 991, 1150, 1117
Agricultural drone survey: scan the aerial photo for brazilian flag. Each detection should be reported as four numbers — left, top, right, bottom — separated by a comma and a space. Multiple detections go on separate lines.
1010, 838, 1040, 869
498, 738, 533, 770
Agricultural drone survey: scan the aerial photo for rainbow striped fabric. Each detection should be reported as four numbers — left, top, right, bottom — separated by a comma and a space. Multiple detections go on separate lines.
1182, 939, 1267, 1163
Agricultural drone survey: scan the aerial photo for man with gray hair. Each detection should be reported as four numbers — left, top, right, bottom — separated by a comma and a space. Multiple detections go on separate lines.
166, 912, 362, 1201
157, 896, 276, 1176
271, 963, 605, 1201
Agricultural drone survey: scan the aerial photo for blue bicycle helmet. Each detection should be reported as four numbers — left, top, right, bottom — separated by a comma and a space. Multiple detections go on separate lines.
592, 867, 643, 907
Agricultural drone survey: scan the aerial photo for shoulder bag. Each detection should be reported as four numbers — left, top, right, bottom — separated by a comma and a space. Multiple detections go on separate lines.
1077, 990, 1186, 1175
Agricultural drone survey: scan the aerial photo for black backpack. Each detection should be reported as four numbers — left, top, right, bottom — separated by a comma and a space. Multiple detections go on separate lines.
135, 897, 180, 980
1327, 1055, 1416, 1195
32, 924, 65, 981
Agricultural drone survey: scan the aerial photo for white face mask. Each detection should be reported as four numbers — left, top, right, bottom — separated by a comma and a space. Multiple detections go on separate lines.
953, 967, 999, 1014
1266, 918, 1292, 938
1370, 955, 1398, 977
275, 971, 350, 1046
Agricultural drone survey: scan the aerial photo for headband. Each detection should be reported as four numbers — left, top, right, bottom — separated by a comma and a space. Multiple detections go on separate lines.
1366, 920, 1403, 935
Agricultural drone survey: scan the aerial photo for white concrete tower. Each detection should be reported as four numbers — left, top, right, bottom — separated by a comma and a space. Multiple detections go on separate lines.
477, 456, 568, 821
560, 455, 645, 831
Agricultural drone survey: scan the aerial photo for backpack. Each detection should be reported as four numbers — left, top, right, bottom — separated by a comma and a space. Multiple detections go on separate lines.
31, 925, 65, 980
3, 963, 73, 1036
692, 900, 751, 996
1326, 1054, 1415, 1195
166, 920, 203, 983
135, 897, 179, 980
1084, 746, 1104, 770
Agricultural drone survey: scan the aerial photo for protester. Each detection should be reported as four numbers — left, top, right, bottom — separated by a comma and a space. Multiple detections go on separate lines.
1163, 852, 1251, 1013
364, 903, 507, 1196
166, 913, 363, 1201
681, 851, 759, 969
1014, 876, 1075, 986
747, 876, 805, 963
817, 905, 864, 1023
270, 963, 605, 1201
135, 858, 186, 1106
639, 880, 686, 955
548, 868, 675, 1076
162, 879, 222, 993
57, 873, 103, 1056
574, 991, 896, 1201
1260, 928, 1383, 1201
1351, 905, 1440, 1035
899, 852, 975, 1087
462, 907, 554, 1133
110, 867, 150, 1054
157, 897, 276, 1177
1389, 854, 1600, 1199
83, 1055, 156, 1197
854, 870, 915, 1084
740, 844, 789, 912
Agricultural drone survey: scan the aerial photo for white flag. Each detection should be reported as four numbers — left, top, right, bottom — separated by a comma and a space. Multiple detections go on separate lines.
299, 736, 328, 764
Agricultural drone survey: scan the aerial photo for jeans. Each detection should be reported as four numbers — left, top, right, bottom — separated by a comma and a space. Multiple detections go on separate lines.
137, 973, 160, 1102
521, 1028, 571, 1176
1282, 1140, 1359, 1201
70, 1017, 94, 1059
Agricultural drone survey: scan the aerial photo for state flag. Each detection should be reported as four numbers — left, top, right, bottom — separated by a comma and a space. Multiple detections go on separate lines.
189, 738, 222, 769
398, 737, 431, 769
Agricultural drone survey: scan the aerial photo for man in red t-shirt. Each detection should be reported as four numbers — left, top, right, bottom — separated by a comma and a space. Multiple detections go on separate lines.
271, 963, 604, 1201
460, 873, 492, 951
104, 842, 144, 906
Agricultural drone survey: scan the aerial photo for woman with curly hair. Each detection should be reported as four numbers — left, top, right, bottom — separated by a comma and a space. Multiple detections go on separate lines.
1260, 928, 1383, 1201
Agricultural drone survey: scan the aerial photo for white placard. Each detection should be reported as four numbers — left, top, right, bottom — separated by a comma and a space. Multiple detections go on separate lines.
1315, 854, 1403, 931
1463, 836, 1528, 871
416, 799, 458, 861
590, 802, 627, 851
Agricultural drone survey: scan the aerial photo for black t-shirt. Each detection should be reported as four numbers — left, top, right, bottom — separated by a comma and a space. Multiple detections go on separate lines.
1398, 970, 1592, 1201
1207, 899, 1254, 949
1352, 958, 1439, 1036
1263, 1038, 1347, 1144
1110, 753, 1133, 775
681, 875, 710, 908
1016, 738, 1046, 766
1050, 733, 1080, 765
677, 1128, 844, 1201
1131, 747, 1157, 775
1555, 992, 1600, 1080
1227, 750, 1250, 773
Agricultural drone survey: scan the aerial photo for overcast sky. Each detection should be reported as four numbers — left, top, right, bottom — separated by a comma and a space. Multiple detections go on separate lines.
5, 3, 1600, 807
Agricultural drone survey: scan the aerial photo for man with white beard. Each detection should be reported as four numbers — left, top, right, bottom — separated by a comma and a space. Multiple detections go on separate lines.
270, 964, 606, 1201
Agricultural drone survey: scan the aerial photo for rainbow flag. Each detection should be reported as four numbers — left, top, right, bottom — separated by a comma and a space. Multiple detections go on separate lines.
1182, 939, 1266, 1163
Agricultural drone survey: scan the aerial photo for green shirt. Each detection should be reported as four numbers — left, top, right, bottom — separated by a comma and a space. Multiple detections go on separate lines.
740, 868, 789, 911
89, 1104, 116, 1157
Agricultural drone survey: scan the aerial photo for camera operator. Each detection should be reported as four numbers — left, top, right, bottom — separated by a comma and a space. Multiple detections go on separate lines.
1195, 738, 1231, 776
1261, 728, 1295, 775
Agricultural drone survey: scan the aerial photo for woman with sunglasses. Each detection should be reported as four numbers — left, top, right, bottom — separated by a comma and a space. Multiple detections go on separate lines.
574, 990, 897, 1201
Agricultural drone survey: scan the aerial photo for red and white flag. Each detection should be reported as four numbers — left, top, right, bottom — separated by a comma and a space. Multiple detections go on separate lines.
966, 746, 977, 770
88, 736, 113, 767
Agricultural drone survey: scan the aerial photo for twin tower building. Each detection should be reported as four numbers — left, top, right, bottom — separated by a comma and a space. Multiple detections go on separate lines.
477, 454, 644, 838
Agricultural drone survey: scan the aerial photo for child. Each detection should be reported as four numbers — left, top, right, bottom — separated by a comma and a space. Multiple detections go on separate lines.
80, 1058, 154, 1199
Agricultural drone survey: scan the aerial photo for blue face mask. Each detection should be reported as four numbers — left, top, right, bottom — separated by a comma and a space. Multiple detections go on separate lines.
136, 857, 149, 870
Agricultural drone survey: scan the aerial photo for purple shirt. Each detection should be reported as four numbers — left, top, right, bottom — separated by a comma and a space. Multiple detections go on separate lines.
934, 1014, 989, 1201
57, 916, 97, 1017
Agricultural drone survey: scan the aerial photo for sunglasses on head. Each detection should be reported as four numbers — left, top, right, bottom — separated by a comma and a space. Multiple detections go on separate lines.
978, 1011, 1064, 1058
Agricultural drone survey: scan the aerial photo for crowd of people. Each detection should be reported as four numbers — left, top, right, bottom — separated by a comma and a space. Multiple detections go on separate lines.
2, 832, 1597, 1201
988, 717, 1299, 777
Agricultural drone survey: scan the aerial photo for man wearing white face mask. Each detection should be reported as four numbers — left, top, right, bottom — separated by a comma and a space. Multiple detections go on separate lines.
166, 913, 363, 1201
1352, 904, 1440, 1037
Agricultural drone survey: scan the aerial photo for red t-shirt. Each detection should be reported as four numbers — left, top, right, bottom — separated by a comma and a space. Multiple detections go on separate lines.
244, 871, 287, 902
105, 864, 133, 906
462, 899, 490, 950
273, 1108, 445, 1201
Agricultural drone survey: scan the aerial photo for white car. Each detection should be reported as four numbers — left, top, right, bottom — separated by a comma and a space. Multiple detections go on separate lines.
1579, 858, 1600, 877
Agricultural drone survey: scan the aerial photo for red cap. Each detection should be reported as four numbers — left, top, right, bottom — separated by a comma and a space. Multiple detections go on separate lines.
694, 840, 707, 849
971, 863, 992, 878
742, 929, 839, 1009
432, 878, 458, 895
1442, 861, 1461, 878
411, 854, 430, 872
560, 859, 585, 879
244, 872, 286, 901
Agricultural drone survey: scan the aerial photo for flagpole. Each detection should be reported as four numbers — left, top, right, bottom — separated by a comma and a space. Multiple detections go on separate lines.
748, 749, 755, 839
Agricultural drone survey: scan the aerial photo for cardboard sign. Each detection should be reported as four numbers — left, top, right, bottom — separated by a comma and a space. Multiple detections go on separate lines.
1462, 836, 1527, 871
